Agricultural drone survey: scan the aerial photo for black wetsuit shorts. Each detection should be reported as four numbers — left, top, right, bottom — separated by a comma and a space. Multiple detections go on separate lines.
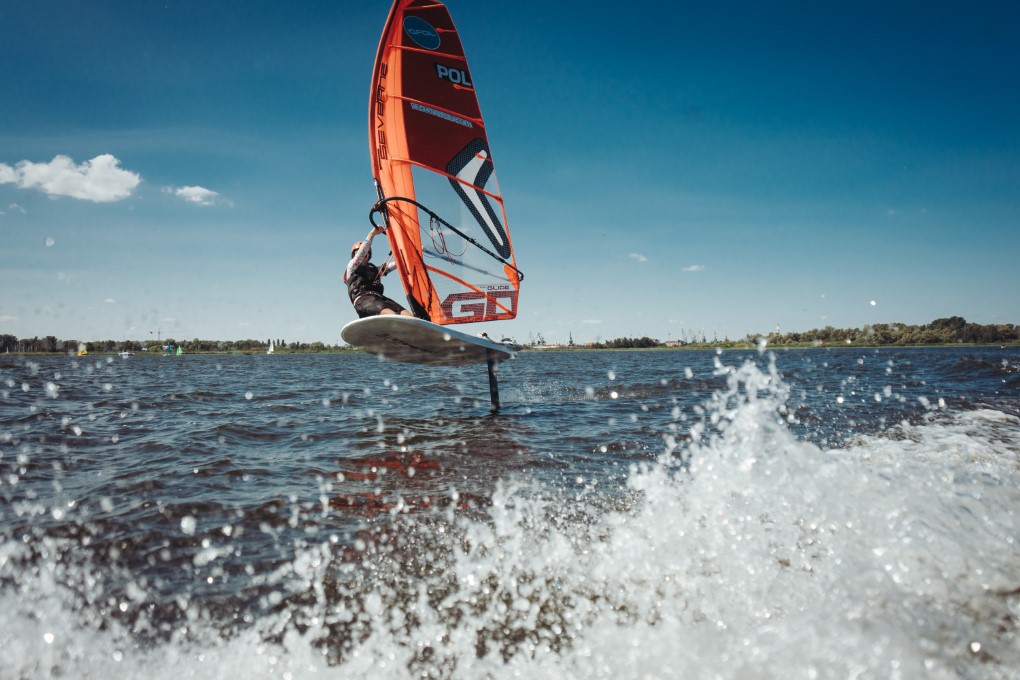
354, 292, 407, 318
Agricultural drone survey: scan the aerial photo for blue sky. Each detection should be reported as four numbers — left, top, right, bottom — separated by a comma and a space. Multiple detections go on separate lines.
2, 1, 1018, 346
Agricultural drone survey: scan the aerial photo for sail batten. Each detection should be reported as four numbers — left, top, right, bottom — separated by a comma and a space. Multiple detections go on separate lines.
369, 0, 520, 326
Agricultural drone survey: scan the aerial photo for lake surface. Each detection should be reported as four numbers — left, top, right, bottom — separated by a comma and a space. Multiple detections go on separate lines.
2, 346, 1019, 678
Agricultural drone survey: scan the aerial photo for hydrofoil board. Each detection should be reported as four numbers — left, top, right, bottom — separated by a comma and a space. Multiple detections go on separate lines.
341, 316, 519, 367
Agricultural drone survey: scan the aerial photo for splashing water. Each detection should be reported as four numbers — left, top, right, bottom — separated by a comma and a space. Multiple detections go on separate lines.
1, 351, 1018, 679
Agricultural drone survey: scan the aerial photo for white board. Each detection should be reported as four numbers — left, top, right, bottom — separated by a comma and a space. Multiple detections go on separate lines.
341, 316, 519, 366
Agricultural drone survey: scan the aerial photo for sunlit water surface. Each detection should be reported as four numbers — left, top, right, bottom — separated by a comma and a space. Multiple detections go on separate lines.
2, 347, 1018, 679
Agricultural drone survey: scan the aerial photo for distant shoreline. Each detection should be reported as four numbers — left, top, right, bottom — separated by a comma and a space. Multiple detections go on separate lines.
2, 316, 1016, 355
522, 342, 1015, 354
3, 342, 1016, 358
519, 341, 1019, 352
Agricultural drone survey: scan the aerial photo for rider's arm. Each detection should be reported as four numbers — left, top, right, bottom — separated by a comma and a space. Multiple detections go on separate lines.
343, 228, 383, 283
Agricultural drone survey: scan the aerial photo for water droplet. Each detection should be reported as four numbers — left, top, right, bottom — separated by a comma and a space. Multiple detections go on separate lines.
245, 391, 253, 400
45, 237, 55, 247
970, 642, 981, 653
44, 632, 55, 644
181, 516, 197, 535
870, 299, 877, 306
607, 370, 616, 380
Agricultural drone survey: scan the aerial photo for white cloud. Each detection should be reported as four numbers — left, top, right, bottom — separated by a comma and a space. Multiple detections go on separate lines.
682, 264, 705, 272
104, 298, 116, 304
628, 252, 648, 263
581, 319, 603, 324
0, 154, 141, 202
0, 314, 16, 323
168, 185, 220, 206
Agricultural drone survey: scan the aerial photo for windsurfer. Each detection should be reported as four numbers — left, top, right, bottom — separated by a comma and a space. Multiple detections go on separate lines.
344, 226, 413, 318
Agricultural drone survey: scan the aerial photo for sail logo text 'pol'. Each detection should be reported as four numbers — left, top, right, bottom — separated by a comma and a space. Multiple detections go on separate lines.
435, 63, 472, 87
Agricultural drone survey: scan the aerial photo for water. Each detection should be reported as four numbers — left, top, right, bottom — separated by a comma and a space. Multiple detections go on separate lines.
2, 346, 1018, 679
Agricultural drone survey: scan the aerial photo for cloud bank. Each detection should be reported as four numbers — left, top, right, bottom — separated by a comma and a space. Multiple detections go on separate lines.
0, 154, 141, 202
628, 253, 648, 263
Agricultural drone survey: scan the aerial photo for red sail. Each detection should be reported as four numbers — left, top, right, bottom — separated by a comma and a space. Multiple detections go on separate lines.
369, 0, 520, 325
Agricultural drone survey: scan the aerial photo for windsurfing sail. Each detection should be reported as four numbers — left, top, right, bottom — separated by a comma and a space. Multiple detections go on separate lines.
369, 0, 522, 325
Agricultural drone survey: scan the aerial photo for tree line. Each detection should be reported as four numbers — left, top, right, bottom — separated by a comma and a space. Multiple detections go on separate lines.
0, 335, 346, 354
591, 336, 661, 349
587, 317, 1018, 349
757, 316, 1019, 347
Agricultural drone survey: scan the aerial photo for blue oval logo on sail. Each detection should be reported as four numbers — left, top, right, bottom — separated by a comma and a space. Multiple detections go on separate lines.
403, 16, 440, 50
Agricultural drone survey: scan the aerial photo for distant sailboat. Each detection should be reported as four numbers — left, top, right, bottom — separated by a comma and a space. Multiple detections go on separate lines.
267, 341, 274, 355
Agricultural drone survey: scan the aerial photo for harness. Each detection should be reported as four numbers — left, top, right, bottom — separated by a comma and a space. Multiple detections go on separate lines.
347, 262, 384, 303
